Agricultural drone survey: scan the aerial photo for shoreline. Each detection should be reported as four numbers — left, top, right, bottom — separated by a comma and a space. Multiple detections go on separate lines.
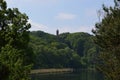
30, 68, 74, 74
30, 68, 96, 74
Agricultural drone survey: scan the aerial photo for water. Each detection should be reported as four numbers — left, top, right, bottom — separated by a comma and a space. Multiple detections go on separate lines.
31, 70, 103, 80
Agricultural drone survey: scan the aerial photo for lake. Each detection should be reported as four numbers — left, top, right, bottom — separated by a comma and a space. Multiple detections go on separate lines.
31, 70, 104, 80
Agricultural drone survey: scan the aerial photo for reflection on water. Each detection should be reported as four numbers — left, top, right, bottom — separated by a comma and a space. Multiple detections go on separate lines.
31, 70, 103, 80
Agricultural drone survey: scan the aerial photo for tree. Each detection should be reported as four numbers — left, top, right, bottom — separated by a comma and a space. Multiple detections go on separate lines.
0, 0, 31, 80
93, 0, 120, 80
0, 44, 31, 80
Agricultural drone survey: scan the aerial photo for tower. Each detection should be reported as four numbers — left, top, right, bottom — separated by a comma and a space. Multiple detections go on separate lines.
56, 29, 59, 36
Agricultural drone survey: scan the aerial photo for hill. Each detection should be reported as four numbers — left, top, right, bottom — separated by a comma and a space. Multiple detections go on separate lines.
29, 31, 98, 69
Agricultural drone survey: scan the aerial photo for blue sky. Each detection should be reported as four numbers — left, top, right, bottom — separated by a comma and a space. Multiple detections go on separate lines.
6, 0, 114, 34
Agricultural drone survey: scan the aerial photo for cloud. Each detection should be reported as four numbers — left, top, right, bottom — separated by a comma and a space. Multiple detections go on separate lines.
58, 25, 93, 34
28, 20, 93, 34
77, 26, 94, 34
55, 13, 77, 20
29, 20, 48, 31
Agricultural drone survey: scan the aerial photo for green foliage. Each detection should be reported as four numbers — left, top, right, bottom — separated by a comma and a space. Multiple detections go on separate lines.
60, 32, 98, 68
29, 31, 98, 69
93, 0, 120, 80
0, 0, 31, 80
0, 44, 31, 80
62, 32, 92, 56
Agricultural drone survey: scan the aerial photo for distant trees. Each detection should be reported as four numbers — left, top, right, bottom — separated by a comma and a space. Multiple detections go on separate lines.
30, 31, 81, 69
29, 31, 97, 69
0, 0, 31, 80
93, 0, 120, 80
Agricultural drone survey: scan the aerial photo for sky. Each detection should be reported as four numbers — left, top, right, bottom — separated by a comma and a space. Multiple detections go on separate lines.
5, 0, 114, 34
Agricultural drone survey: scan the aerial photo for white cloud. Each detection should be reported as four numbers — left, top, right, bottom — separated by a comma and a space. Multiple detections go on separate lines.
77, 26, 94, 34
58, 25, 93, 34
29, 20, 48, 31
55, 13, 77, 20
28, 20, 93, 34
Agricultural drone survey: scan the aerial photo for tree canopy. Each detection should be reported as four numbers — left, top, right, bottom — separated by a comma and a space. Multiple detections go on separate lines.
0, 0, 31, 80
93, 0, 120, 80
29, 31, 98, 69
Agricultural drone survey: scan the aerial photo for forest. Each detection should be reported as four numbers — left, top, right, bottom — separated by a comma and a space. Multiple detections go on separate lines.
29, 31, 98, 69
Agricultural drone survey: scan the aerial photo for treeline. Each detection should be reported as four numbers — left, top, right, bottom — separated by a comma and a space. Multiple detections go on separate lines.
29, 31, 98, 69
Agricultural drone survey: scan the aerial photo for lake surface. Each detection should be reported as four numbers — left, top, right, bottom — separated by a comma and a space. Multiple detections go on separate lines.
31, 70, 103, 80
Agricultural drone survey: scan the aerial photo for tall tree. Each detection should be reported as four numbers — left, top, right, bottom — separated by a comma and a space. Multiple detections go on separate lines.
93, 0, 120, 80
0, 0, 31, 80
